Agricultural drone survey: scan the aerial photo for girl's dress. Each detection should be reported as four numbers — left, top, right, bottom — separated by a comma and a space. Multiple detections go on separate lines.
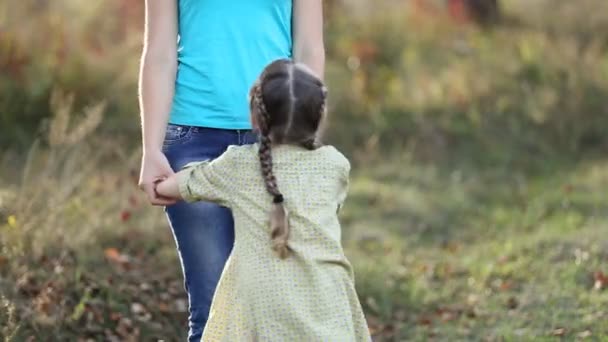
176, 143, 371, 342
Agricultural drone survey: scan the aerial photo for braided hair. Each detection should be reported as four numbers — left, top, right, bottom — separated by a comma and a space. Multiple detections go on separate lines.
249, 59, 328, 259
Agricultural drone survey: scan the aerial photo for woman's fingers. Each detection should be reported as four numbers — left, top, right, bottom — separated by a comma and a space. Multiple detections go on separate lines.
153, 196, 178, 206
142, 182, 160, 203
138, 151, 177, 205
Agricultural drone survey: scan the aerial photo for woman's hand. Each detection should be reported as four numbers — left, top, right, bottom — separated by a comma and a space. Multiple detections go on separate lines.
138, 150, 178, 206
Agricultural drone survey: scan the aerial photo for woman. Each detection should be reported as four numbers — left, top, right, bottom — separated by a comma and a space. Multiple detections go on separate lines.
137, 1, 324, 340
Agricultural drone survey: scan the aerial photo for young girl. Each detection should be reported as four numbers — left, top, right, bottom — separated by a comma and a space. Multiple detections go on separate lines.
156, 59, 371, 341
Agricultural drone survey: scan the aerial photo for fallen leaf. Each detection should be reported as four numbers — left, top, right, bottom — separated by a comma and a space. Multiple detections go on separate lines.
417, 316, 433, 326
593, 271, 608, 290
130, 302, 152, 321
497, 255, 511, 264
174, 298, 188, 313
499, 280, 514, 291
53, 264, 64, 274
507, 297, 519, 310
34, 286, 56, 315
440, 311, 457, 322
551, 327, 567, 336
382, 323, 396, 337
16, 273, 39, 296
577, 330, 592, 339
34, 313, 56, 326
466, 308, 477, 319
365, 315, 382, 335
116, 317, 136, 338
158, 302, 170, 313
131, 302, 145, 315
77, 338, 95, 342
104, 329, 122, 342
467, 294, 479, 305
441, 240, 460, 253
367, 325, 381, 335
104, 248, 130, 266
135, 312, 152, 322
120, 210, 131, 222
168, 281, 182, 295
104, 248, 120, 260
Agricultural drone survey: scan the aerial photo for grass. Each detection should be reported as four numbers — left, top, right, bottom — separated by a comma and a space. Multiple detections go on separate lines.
1, 131, 607, 341
2, 1, 608, 340
344, 152, 608, 341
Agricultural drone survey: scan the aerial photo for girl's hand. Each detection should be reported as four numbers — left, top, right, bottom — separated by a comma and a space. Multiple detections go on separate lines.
138, 150, 178, 206
155, 174, 182, 200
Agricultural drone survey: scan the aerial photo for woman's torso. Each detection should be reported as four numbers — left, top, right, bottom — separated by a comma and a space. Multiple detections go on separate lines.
171, 0, 293, 130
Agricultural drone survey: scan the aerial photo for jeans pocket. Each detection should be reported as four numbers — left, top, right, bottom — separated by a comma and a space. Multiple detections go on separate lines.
163, 124, 193, 146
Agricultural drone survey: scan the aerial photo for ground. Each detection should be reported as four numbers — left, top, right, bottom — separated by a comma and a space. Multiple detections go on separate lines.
1, 143, 607, 341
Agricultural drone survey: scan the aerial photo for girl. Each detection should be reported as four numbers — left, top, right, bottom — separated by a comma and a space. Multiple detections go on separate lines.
156, 59, 371, 341
138, 1, 324, 339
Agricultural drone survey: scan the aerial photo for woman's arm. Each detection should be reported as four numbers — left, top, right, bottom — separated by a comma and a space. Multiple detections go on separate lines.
138, 0, 179, 205
292, 0, 325, 79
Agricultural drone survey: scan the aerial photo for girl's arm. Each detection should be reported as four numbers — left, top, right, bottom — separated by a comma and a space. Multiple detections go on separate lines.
138, 0, 179, 206
293, 0, 325, 79
156, 147, 243, 206
155, 175, 182, 200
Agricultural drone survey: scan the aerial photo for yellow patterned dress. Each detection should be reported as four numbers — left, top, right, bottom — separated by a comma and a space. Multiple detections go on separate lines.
176, 143, 371, 342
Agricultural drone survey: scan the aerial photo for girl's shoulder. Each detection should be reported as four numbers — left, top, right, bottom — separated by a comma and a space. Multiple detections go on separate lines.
223, 144, 259, 161
316, 145, 351, 173
225, 143, 351, 174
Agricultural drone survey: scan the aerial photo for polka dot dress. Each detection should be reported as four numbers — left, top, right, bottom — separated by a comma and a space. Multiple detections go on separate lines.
176, 143, 371, 342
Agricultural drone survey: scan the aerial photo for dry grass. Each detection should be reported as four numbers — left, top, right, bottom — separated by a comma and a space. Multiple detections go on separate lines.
2, 0, 608, 340
0, 94, 187, 340
1, 94, 607, 341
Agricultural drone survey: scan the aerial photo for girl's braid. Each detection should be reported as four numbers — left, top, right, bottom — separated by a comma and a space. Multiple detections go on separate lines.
252, 82, 290, 258
301, 85, 328, 150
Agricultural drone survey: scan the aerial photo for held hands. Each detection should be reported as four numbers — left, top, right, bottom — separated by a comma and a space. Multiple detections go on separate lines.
155, 175, 182, 201
138, 150, 178, 205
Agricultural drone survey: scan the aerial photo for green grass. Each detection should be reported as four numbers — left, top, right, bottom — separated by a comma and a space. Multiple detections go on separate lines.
2, 1, 608, 340
344, 152, 608, 341
1, 141, 607, 341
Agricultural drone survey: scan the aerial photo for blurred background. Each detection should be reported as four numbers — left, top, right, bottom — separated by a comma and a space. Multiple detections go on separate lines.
1, 0, 608, 340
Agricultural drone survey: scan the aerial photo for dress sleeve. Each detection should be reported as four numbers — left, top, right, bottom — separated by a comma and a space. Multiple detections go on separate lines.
176, 146, 241, 206
336, 155, 351, 212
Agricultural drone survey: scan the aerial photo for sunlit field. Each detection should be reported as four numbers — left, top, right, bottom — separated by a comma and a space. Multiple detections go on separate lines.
2, 0, 608, 340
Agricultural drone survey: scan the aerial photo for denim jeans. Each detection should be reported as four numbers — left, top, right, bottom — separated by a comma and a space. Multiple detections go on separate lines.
162, 124, 257, 342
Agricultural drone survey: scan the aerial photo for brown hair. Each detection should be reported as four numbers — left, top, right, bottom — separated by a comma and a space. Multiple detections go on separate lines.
249, 59, 327, 259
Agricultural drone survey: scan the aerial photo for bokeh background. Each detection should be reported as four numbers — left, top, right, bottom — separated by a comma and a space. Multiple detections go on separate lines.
2, 0, 608, 340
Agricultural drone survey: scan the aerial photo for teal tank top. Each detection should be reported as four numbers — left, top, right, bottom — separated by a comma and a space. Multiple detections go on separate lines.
170, 0, 293, 129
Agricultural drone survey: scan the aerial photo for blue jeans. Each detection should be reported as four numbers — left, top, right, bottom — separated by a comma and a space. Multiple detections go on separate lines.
163, 124, 257, 342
